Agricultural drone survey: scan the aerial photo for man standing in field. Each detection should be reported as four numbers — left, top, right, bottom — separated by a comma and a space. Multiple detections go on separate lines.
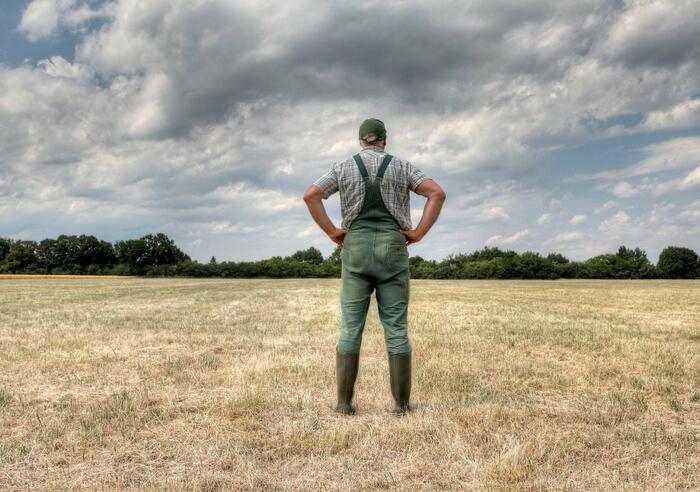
303, 118, 446, 415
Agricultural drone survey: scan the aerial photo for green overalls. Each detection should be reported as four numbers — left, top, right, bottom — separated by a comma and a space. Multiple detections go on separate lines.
337, 153, 411, 356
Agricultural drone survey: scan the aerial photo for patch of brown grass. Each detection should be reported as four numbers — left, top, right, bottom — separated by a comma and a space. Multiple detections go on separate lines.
0, 278, 698, 490
0, 274, 136, 280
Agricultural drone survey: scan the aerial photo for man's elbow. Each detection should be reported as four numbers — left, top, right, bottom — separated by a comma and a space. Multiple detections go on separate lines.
303, 187, 322, 203
433, 188, 446, 202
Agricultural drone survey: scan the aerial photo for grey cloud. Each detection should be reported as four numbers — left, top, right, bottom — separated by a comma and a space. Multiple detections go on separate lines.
599, 0, 700, 68
69, 0, 628, 134
22, 0, 694, 159
4, 0, 700, 262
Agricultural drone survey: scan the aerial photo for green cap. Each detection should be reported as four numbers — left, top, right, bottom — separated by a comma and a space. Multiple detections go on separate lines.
359, 118, 386, 142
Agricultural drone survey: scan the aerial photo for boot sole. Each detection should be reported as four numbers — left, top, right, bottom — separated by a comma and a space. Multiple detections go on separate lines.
331, 403, 356, 415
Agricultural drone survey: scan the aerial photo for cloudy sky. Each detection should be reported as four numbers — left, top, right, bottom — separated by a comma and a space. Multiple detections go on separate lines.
1, 0, 699, 262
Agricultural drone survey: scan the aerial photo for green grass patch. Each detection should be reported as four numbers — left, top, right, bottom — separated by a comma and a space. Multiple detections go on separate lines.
0, 388, 11, 409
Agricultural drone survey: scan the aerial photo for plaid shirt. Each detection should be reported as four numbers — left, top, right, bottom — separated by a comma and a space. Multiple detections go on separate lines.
313, 146, 429, 230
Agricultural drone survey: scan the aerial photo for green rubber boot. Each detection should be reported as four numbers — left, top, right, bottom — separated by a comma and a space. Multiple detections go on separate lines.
334, 350, 359, 415
388, 353, 414, 415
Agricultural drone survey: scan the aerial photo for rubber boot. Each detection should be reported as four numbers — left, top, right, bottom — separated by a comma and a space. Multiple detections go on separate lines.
333, 350, 359, 415
388, 352, 413, 415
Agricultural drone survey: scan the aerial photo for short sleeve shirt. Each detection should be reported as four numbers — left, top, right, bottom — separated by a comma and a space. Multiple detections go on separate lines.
313, 146, 429, 230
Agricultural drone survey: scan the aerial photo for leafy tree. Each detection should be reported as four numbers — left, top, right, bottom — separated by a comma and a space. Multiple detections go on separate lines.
466, 248, 520, 277
315, 246, 342, 277
546, 252, 577, 278
435, 254, 464, 279
34, 235, 116, 273
74, 235, 116, 269
115, 238, 147, 273
466, 246, 509, 261
408, 256, 439, 279
408, 255, 425, 274
461, 258, 506, 279
516, 251, 551, 279
36, 238, 61, 272
0, 238, 13, 263
115, 233, 188, 273
328, 246, 342, 265
657, 246, 699, 279
577, 246, 656, 279
546, 252, 569, 265
614, 246, 656, 279
579, 254, 616, 278
141, 233, 189, 266
288, 247, 324, 265
2, 240, 40, 273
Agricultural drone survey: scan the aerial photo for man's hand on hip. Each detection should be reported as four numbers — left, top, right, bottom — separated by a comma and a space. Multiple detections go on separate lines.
303, 185, 347, 245
328, 227, 348, 246
399, 229, 424, 246
403, 179, 446, 246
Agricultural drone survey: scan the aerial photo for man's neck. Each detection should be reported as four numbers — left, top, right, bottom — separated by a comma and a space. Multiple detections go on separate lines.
361, 144, 385, 152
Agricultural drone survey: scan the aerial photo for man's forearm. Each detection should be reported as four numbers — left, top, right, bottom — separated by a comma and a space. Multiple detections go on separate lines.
305, 198, 337, 235
414, 193, 445, 238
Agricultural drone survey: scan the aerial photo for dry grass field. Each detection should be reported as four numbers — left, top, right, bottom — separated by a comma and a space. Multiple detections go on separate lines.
0, 277, 698, 490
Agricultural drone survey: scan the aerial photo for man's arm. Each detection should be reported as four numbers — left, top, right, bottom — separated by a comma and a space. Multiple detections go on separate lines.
303, 185, 347, 246
399, 179, 446, 246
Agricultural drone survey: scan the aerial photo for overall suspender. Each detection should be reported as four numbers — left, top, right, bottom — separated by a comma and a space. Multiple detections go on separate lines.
352, 154, 393, 180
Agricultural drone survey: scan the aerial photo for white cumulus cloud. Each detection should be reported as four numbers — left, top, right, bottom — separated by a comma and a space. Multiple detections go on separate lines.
484, 229, 529, 247
537, 213, 553, 225
680, 166, 700, 189
599, 210, 630, 232
19, 0, 65, 41
612, 181, 639, 198
594, 200, 617, 214
551, 231, 584, 242
477, 206, 511, 222
569, 214, 587, 225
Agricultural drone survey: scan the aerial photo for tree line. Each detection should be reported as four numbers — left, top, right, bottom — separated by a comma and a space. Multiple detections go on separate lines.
0, 233, 698, 279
